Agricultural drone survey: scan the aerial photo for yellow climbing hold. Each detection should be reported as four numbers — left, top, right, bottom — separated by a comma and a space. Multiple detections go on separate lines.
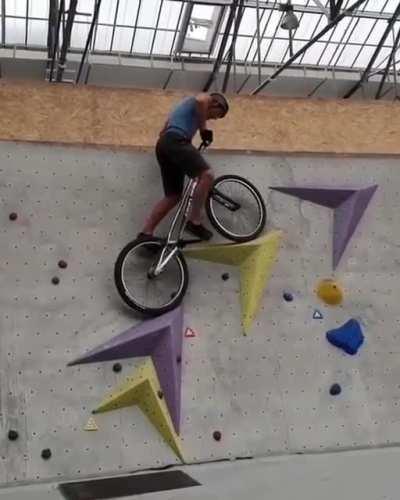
316, 279, 343, 305
84, 416, 99, 431
184, 230, 282, 335
93, 359, 184, 462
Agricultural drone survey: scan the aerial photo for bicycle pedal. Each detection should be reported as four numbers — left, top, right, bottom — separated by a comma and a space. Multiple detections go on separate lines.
179, 238, 203, 247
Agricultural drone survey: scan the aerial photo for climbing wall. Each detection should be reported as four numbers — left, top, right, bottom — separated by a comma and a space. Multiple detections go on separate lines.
1, 141, 399, 486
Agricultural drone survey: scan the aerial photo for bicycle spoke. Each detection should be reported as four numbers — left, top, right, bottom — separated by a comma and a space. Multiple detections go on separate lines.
120, 242, 185, 311
210, 178, 263, 239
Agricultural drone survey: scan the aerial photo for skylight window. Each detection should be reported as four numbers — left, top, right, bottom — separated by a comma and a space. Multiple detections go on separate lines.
176, 2, 226, 54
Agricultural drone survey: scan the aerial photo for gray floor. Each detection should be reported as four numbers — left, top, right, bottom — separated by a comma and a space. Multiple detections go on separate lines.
0, 446, 398, 499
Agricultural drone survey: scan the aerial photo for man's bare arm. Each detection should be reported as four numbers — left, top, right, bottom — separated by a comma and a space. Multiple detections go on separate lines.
195, 93, 211, 132
159, 119, 169, 137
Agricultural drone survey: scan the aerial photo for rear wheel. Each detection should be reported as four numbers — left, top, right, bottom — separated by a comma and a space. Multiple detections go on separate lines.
206, 174, 266, 242
114, 239, 189, 316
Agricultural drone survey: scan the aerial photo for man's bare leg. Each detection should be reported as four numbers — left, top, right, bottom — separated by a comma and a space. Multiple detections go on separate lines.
141, 194, 180, 235
189, 169, 214, 225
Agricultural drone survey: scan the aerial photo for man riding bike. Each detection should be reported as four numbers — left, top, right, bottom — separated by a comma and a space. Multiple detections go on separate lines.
138, 92, 229, 242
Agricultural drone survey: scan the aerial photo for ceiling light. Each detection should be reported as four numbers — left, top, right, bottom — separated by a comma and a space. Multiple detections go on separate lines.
279, 3, 299, 30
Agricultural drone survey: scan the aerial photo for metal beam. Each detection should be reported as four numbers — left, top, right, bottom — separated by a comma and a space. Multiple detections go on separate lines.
56, 0, 78, 82
329, 0, 336, 20
110, 0, 120, 52
347, 0, 389, 68
169, 2, 185, 56
76, 0, 102, 84
311, 0, 329, 18
203, 0, 239, 91
262, 10, 285, 63
375, 25, 400, 99
25, 0, 29, 46
130, 0, 142, 53
175, 0, 395, 20
47, 0, 59, 61
344, 1, 400, 98
327, 16, 359, 67
149, 0, 164, 57
334, 0, 344, 17
1, 0, 6, 46
49, 0, 64, 82
392, 28, 399, 99
255, 0, 262, 83
222, 0, 245, 92
251, 0, 367, 94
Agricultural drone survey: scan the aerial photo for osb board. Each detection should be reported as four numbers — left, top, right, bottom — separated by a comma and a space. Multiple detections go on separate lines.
0, 80, 399, 155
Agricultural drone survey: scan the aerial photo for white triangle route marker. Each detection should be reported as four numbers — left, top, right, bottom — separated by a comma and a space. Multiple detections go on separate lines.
84, 416, 99, 431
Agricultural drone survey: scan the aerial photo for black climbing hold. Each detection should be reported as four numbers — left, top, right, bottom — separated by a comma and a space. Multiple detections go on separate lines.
8, 430, 19, 441
283, 292, 293, 302
330, 383, 341, 396
9, 212, 17, 221
113, 363, 122, 373
176, 356, 182, 364
157, 390, 164, 399
52, 276, 60, 285
41, 448, 52, 460
213, 431, 222, 442
58, 260, 68, 269
222, 273, 230, 281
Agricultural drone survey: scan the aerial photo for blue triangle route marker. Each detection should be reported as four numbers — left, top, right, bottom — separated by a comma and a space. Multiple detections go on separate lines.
313, 309, 323, 319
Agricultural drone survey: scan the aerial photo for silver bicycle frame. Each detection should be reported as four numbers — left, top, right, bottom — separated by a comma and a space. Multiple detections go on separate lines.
152, 177, 198, 277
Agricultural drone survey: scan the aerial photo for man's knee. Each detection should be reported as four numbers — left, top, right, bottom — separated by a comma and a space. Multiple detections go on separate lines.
200, 168, 214, 183
166, 194, 180, 206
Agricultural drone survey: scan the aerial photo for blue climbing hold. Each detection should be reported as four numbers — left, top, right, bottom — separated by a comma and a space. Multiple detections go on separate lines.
330, 383, 341, 396
313, 309, 323, 319
326, 318, 364, 355
283, 292, 293, 302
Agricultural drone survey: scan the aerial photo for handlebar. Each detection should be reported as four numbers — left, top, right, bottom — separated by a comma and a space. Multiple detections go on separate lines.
198, 141, 209, 152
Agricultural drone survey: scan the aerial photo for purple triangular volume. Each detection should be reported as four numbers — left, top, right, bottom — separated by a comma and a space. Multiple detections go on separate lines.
68, 306, 184, 433
333, 185, 378, 268
270, 187, 356, 209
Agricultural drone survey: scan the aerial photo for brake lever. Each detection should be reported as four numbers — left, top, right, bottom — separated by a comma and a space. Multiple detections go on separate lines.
198, 141, 209, 152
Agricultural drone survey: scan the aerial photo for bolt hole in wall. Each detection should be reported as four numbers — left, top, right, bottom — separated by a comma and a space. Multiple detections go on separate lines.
1, 141, 397, 485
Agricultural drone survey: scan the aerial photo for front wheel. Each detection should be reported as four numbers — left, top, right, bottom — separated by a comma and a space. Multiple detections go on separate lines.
206, 174, 267, 243
114, 239, 189, 316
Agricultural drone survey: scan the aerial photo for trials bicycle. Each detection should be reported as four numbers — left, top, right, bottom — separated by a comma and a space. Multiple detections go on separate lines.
114, 142, 267, 316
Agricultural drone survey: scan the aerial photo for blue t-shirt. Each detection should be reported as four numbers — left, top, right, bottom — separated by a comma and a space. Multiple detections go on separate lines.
165, 97, 200, 141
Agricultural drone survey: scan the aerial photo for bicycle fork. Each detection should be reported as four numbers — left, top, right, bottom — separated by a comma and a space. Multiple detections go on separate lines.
150, 179, 198, 278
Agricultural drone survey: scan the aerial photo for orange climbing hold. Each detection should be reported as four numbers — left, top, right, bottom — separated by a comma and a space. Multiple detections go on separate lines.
316, 279, 343, 306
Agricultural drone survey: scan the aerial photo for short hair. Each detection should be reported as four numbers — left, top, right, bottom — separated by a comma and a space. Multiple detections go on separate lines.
210, 92, 229, 116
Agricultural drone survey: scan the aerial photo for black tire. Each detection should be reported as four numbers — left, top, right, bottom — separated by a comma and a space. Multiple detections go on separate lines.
206, 174, 266, 243
114, 238, 189, 317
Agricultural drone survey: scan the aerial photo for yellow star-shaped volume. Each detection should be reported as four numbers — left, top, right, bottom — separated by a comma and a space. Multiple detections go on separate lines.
185, 231, 282, 334
93, 359, 184, 461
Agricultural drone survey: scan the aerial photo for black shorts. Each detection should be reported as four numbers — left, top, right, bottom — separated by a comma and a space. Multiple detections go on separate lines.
156, 132, 210, 196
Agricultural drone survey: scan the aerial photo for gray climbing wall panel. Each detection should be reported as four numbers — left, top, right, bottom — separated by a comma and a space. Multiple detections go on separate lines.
1, 141, 399, 485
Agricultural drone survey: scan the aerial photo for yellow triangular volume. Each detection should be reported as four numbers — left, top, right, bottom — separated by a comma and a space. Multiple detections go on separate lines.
84, 416, 99, 431
93, 359, 184, 461
185, 231, 282, 335
239, 232, 282, 333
